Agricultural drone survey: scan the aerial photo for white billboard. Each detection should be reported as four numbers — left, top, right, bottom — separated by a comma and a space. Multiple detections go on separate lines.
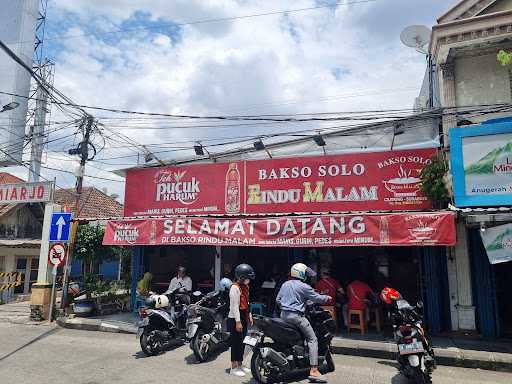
0, 0, 39, 165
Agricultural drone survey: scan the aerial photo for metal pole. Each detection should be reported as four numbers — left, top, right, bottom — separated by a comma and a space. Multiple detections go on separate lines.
49, 265, 57, 322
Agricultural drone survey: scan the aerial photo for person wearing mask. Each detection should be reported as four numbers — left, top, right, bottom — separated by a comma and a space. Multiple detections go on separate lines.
276, 263, 331, 383
167, 266, 192, 292
227, 264, 255, 377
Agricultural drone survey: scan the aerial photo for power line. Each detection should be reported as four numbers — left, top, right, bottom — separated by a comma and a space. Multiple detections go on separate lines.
39, 165, 124, 183
2, 88, 511, 123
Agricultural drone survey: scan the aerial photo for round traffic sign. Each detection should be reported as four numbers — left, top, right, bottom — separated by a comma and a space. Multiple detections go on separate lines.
48, 243, 66, 266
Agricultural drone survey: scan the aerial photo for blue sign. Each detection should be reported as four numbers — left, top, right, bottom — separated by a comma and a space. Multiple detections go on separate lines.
49, 213, 73, 242
450, 120, 512, 207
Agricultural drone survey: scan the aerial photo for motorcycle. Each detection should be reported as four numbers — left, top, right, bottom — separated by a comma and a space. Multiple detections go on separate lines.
391, 298, 436, 384
137, 287, 202, 356
186, 289, 230, 362
243, 303, 336, 384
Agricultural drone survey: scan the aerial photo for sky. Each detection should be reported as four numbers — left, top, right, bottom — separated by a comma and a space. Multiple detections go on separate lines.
3, 0, 458, 200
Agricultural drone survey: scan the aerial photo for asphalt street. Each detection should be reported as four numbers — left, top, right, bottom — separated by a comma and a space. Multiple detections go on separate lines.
0, 322, 511, 384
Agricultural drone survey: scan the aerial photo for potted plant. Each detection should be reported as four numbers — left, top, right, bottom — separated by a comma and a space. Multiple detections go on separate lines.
72, 273, 98, 317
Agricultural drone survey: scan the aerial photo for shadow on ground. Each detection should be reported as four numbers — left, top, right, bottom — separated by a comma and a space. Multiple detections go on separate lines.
0, 326, 60, 362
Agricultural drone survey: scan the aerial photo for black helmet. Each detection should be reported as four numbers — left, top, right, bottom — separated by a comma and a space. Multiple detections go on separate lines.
234, 263, 255, 281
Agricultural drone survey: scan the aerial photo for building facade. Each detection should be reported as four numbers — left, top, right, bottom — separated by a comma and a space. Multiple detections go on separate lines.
431, 0, 512, 336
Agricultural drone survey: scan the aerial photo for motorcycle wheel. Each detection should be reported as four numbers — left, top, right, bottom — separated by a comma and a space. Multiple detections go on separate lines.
191, 329, 210, 362
411, 367, 432, 384
251, 344, 275, 384
140, 328, 161, 356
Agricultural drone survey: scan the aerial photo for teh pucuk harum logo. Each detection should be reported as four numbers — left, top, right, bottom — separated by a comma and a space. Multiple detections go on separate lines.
113, 224, 140, 243
155, 169, 200, 205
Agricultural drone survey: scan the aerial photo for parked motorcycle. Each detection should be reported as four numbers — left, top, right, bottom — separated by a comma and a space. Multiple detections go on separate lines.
244, 303, 336, 383
137, 287, 201, 356
391, 298, 436, 384
186, 289, 230, 362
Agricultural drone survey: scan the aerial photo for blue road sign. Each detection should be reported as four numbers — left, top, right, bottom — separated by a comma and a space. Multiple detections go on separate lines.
49, 213, 73, 242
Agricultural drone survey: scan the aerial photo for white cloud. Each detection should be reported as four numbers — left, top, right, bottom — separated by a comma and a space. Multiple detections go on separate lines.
38, 0, 457, 202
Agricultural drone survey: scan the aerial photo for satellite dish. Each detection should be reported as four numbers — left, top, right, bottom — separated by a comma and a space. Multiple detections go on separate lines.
400, 25, 431, 54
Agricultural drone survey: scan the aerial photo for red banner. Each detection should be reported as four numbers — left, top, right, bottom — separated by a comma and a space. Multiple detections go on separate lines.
124, 149, 436, 217
103, 212, 456, 247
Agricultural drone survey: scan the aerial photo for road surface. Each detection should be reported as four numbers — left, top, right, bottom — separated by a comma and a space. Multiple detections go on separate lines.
0, 322, 510, 384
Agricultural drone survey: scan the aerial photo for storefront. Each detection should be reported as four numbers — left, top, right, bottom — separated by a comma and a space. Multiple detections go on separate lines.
450, 119, 512, 338
104, 147, 456, 333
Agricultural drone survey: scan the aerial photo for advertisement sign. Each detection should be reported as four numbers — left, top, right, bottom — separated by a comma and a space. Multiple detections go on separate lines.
480, 223, 512, 264
124, 149, 435, 217
103, 212, 456, 247
0, 181, 53, 203
450, 121, 512, 206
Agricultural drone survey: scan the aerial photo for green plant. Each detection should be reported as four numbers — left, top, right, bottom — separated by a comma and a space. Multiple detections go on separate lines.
497, 50, 512, 66
420, 154, 450, 208
74, 225, 131, 274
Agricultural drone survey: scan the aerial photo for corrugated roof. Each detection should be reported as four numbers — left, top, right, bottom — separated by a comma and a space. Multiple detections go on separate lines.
0, 172, 25, 218
448, 204, 512, 214
54, 187, 123, 219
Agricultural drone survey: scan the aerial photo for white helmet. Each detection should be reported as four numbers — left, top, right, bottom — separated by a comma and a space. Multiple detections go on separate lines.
154, 294, 169, 309
219, 277, 232, 291
290, 263, 316, 282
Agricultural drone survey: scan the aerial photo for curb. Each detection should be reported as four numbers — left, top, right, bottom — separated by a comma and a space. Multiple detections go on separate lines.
57, 317, 137, 334
56, 318, 512, 373
330, 340, 512, 373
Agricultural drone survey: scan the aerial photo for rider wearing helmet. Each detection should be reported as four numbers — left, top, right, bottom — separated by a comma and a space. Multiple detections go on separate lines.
228, 264, 255, 377
276, 263, 331, 383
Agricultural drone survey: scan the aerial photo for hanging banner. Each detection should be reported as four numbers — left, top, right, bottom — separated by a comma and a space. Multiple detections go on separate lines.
480, 223, 512, 264
0, 181, 53, 203
124, 148, 435, 217
103, 212, 456, 248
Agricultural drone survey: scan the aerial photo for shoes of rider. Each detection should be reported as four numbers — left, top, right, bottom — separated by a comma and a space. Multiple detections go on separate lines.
240, 365, 251, 374
230, 368, 246, 377
308, 374, 328, 383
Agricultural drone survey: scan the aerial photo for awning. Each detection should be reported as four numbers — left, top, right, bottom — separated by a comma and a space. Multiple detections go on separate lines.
0, 239, 41, 248
103, 212, 456, 248
449, 204, 512, 226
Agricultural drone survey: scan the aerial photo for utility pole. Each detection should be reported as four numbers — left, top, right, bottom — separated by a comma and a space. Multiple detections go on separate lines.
61, 115, 95, 309
28, 64, 51, 182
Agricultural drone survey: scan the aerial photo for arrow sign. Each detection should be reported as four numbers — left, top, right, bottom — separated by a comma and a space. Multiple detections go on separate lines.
50, 213, 73, 242
56, 216, 66, 240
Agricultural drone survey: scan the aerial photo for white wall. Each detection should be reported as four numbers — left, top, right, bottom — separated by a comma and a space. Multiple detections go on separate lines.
455, 53, 511, 107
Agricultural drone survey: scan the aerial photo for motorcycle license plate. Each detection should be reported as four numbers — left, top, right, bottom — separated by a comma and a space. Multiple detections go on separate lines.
243, 336, 258, 347
398, 341, 424, 355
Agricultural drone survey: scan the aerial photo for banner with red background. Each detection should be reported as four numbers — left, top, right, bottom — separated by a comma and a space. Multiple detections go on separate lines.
124, 149, 436, 217
103, 212, 456, 248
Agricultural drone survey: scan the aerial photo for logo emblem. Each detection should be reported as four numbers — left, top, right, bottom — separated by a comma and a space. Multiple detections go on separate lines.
155, 169, 200, 205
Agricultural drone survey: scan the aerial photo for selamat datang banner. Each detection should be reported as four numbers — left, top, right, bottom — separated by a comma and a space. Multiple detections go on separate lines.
124, 148, 436, 217
102, 212, 456, 247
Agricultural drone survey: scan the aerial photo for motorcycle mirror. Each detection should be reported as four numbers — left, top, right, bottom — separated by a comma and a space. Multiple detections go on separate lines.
192, 291, 202, 296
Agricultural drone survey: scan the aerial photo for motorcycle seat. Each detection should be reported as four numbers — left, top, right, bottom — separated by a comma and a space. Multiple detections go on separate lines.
269, 318, 301, 332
